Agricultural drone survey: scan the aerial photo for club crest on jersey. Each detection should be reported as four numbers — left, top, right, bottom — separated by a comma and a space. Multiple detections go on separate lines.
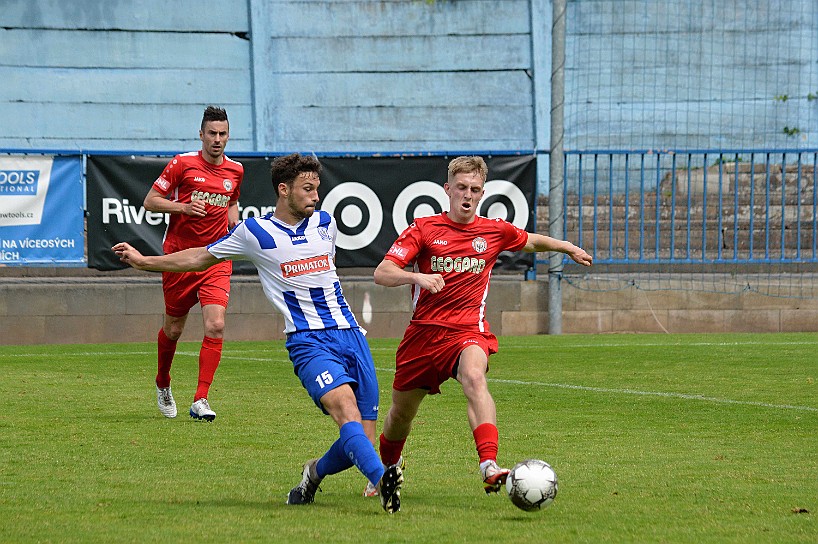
281, 255, 331, 277
317, 226, 331, 241
222, 179, 233, 191
472, 237, 488, 253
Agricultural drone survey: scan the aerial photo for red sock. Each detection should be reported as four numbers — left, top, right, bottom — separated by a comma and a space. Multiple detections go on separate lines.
473, 423, 499, 464
194, 336, 223, 401
156, 329, 176, 388
379, 433, 407, 466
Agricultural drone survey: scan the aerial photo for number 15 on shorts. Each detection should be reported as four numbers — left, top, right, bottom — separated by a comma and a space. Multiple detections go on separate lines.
315, 370, 334, 389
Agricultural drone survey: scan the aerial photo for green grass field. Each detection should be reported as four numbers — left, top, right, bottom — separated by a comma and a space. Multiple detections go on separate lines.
1, 333, 816, 543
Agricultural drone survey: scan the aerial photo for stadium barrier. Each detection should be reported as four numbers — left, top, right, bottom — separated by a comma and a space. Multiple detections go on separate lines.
558, 148, 818, 265
547, 149, 818, 306
4, 267, 818, 345
0, 274, 553, 345
4, 148, 818, 342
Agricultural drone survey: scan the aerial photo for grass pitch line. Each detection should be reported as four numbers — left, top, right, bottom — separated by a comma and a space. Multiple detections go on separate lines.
4, 348, 814, 413
498, 340, 818, 349
489, 377, 818, 413
372, 364, 816, 413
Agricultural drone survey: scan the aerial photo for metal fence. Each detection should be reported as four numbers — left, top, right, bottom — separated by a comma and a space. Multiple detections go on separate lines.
556, 148, 818, 265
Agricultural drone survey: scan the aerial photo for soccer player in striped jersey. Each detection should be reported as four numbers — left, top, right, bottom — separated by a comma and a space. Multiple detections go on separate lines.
142, 106, 244, 422
374, 156, 592, 496
113, 153, 403, 514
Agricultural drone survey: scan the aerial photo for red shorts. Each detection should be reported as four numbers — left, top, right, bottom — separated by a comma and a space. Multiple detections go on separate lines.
393, 323, 499, 394
162, 260, 232, 317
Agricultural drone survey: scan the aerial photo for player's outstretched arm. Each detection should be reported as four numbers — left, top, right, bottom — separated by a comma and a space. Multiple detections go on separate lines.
374, 259, 445, 293
522, 233, 593, 267
111, 242, 221, 272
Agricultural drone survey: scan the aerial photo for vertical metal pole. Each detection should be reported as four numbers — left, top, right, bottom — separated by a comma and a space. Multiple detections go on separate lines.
246, 0, 261, 150
548, 0, 567, 335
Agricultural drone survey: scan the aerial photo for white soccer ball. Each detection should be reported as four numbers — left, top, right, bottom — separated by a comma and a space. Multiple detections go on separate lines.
505, 459, 558, 512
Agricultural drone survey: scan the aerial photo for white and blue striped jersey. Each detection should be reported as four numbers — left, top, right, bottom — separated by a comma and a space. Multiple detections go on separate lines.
207, 210, 360, 334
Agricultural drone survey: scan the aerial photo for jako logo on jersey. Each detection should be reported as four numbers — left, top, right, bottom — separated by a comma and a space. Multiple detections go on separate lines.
430, 255, 486, 274
194, 177, 206, 182
388, 245, 408, 259
281, 255, 331, 277
472, 237, 488, 253
191, 190, 230, 207
432, 239, 448, 245
222, 179, 233, 191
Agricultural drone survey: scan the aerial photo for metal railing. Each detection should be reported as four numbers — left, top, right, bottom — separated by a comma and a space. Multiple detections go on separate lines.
555, 149, 818, 265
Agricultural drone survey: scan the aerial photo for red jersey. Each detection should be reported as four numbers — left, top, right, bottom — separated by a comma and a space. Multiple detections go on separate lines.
384, 213, 528, 331
152, 151, 244, 249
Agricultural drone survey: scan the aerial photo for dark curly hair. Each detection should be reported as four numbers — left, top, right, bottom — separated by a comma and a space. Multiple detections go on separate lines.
270, 153, 322, 195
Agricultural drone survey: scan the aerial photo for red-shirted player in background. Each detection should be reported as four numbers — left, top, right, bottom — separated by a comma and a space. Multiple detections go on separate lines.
373, 156, 592, 496
143, 106, 244, 421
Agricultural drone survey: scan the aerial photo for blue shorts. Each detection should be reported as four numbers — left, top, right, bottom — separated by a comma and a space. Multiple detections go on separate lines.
285, 328, 380, 420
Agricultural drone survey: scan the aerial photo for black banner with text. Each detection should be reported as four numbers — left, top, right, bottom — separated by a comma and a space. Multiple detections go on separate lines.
86, 154, 536, 272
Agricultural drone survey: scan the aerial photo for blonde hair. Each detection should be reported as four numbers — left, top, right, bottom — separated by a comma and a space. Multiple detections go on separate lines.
447, 156, 488, 184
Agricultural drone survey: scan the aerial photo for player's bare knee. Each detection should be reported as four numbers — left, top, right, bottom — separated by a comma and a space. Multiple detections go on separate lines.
164, 326, 184, 341
321, 384, 361, 423
204, 321, 225, 337
386, 406, 415, 430
458, 367, 487, 392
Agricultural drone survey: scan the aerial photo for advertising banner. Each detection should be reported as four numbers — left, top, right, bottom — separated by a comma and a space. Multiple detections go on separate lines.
0, 155, 84, 265
86, 154, 536, 271
86, 154, 276, 272
318, 155, 537, 268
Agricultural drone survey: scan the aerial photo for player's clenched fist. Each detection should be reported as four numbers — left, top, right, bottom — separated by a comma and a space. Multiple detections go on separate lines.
417, 274, 445, 294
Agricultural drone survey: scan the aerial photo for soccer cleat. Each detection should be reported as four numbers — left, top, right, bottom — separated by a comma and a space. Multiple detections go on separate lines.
481, 460, 511, 494
363, 481, 378, 497
286, 459, 322, 505
377, 462, 404, 514
189, 398, 216, 421
156, 385, 177, 418
364, 456, 404, 497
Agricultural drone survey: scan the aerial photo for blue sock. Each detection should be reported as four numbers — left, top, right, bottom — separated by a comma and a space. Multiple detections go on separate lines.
316, 438, 354, 479
340, 421, 385, 487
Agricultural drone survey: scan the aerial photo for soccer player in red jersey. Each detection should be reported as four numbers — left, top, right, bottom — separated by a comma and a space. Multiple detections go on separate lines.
374, 156, 592, 495
142, 106, 244, 421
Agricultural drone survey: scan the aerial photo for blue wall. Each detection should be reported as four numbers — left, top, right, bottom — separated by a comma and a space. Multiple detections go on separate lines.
1, 0, 816, 157
1, 0, 254, 151
249, 0, 541, 153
